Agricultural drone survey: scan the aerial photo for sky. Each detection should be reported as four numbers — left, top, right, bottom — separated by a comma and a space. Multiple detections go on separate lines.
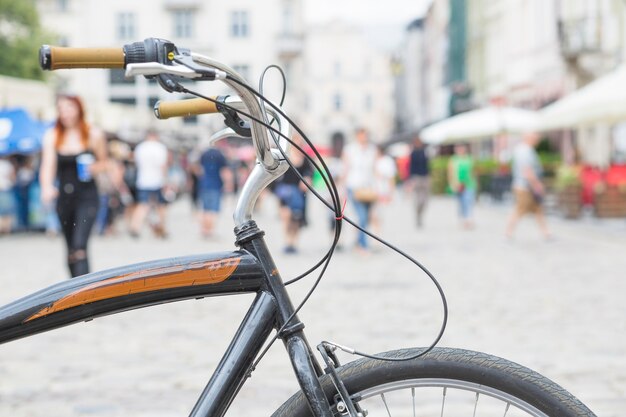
304, 0, 432, 51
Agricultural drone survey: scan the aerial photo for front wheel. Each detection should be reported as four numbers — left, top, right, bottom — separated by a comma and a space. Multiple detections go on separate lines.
271, 347, 596, 417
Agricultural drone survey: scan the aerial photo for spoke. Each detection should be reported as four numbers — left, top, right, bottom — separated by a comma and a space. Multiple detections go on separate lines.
473, 392, 479, 417
440, 386, 447, 417
380, 393, 392, 417
411, 387, 416, 417
503, 402, 511, 417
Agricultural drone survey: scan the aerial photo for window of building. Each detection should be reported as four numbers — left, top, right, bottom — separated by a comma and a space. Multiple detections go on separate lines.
231, 11, 249, 38
283, 62, 292, 81
303, 94, 311, 111
110, 97, 137, 106
148, 96, 160, 109
282, 5, 293, 35
109, 69, 135, 85
183, 115, 198, 125
365, 94, 372, 111
117, 12, 136, 40
232, 64, 250, 81
58, 36, 69, 47
333, 93, 342, 111
58, 0, 69, 12
334, 61, 341, 77
173, 9, 194, 38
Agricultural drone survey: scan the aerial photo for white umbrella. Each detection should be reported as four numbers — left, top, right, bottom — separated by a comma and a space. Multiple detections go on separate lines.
540, 65, 626, 130
421, 106, 539, 145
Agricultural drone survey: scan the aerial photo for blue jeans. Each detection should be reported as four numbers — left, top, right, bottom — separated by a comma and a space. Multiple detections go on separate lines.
95, 194, 110, 234
349, 189, 371, 249
458, 188, 475, 219
137, 188, 166, 204
201, 189, 222, 212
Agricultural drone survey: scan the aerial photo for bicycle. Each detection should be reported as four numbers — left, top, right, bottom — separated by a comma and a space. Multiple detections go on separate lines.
0, 38, 597, 417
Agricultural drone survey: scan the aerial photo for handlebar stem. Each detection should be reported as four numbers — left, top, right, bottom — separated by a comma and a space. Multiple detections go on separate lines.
191, 53, 281, 172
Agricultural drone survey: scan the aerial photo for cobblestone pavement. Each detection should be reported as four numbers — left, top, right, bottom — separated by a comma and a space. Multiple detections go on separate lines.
0, 193, 624, 416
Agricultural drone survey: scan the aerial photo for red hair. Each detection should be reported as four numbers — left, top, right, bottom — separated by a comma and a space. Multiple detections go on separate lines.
54, 95, 90, 150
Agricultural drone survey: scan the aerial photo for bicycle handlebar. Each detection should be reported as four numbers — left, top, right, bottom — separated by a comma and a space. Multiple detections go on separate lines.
154, 97, 218, 120
40, 38, 177, 71
39, 38, 284, 185
39, 46, 125, 70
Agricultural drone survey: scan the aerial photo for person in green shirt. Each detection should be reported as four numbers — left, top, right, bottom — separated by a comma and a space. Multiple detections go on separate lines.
448, 143, 477, 229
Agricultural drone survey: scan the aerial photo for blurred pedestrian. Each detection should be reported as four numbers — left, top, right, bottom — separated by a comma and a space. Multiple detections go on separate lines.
0, 156, 15, 235
13, 155, 35, 230
39, 95, 108, 277
130, 129, 169, 238
96, 140, 132, 236
505, 132, 551, 239
324, 137, 345, 246
371, 145, 396, 236
448, 143, 476, 229
121, 146, 138, 230
343, 127, 377, 252
275, 137, 312, 254
408, 135, 430, 228
195, 144, 232, 238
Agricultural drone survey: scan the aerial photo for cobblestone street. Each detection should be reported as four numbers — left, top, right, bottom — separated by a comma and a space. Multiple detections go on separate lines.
0, 193, 624, 416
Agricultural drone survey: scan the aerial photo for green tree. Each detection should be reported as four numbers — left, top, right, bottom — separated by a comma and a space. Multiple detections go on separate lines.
0, 0, 52, 80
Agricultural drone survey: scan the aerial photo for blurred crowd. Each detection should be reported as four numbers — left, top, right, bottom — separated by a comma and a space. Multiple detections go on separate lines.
0, 94, 554, 278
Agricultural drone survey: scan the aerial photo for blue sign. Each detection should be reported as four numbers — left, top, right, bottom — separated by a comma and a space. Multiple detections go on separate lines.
0, 108, 51, 156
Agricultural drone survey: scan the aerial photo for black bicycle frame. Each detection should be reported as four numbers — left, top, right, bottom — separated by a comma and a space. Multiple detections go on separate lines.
0, 221, 333, 417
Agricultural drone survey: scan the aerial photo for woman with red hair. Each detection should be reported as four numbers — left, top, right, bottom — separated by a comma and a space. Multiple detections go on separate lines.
40, 95, 107, 277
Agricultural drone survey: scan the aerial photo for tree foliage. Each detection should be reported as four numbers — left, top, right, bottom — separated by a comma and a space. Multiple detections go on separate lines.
0, 0, 52, 80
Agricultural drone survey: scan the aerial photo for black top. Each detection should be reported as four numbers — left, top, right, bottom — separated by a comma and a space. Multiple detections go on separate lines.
409, 147, 429, 177
57, 153, 98, 198
280, 158, 313, 186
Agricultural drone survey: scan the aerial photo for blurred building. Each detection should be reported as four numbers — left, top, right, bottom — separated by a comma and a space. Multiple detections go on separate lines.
422, 0, 452, 125
298, 21, 394, 145
466, 0, 567, 109
394, 18, 426, 133
557, 0, 626, 87
556, 0, 626, 167
35, 0, 305, 145
0, 76, 55, 120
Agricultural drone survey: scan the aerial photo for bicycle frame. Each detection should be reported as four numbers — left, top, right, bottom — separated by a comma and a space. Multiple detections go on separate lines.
1, 39, 339, 417
0, 221, 333, 417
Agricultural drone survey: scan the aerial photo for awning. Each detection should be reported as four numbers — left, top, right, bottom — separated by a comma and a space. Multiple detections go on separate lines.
540, 65, 626, 130
421, 107, 539, 145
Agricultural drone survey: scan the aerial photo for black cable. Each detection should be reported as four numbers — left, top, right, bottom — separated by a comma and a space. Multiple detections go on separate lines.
179, 77, 447, 363
259, 65, 287, 107
184, 80, 446, 361
226, 75, 448, 362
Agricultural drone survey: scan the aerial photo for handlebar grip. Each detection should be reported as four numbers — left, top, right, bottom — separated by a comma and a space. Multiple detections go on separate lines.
154, 98, 219, 120
40, 45, 125, 70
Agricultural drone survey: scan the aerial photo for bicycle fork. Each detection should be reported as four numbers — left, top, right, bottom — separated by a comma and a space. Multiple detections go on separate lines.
237, 221, 335, 417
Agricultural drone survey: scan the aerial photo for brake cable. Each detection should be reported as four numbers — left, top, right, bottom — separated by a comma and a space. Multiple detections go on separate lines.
174, 71, 447, 365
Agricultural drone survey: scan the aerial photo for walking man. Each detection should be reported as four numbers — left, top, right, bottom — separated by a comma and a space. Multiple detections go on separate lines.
505, 132, 551, 240
130, 130, 169, 238
196, 144, 231, 238
408, 135, 430, 228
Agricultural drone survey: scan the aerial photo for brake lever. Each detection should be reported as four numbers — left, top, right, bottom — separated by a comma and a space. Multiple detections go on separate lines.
174, 54, 227, 81
125, 62, 200, 79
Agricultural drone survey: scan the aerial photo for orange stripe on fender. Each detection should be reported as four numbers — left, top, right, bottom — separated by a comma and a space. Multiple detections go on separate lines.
26, 257, 241, 322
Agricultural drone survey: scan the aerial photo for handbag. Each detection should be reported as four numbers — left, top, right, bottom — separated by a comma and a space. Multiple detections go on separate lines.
353, 187, 378, 203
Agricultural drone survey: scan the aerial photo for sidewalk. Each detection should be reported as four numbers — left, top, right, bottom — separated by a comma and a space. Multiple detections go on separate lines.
0, 193, 624, 416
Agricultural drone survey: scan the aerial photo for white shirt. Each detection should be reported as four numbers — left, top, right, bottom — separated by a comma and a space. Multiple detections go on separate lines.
344, 143, 377, 189
375, 155, 397, 197
134, 140, 168, 189
511, 142, 541, 190
0, 159, 14, 191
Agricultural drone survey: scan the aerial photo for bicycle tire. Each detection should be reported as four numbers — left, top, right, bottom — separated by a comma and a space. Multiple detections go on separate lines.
271, 347, 596, 417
